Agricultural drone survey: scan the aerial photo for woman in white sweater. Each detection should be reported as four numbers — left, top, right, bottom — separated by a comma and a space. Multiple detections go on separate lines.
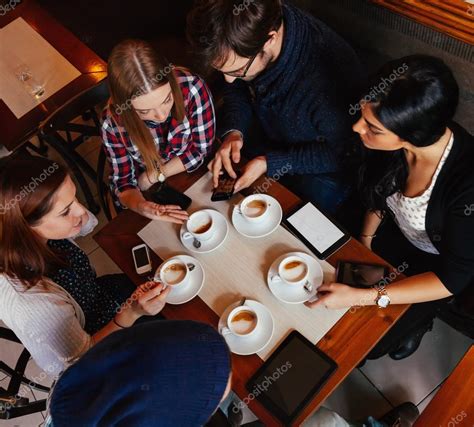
0, 155, 171, 377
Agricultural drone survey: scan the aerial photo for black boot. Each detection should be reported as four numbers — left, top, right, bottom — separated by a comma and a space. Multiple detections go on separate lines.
389, 321, 433, 361
379, 402, 419, 427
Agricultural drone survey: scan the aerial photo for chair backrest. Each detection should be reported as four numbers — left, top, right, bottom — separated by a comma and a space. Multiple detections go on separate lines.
39, 78, 109, 136
0, 327, 50, 419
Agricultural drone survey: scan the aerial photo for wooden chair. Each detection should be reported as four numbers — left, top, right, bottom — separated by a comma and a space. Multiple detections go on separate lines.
39, 78, 109, 214
0, 327, 51, 420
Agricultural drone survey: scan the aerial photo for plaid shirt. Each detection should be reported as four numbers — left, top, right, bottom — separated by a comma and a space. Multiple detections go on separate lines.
101, 69, 215, 199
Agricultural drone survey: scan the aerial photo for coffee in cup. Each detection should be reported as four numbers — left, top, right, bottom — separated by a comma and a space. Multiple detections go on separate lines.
227, 305, 259, 337
273, 255, 309, 287
240, 195, 269, 223
159, 258, 189, 288
182, 210, 214, 242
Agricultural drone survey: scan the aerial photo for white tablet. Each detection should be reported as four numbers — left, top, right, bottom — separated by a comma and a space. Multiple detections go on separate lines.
284, 202, 350, 259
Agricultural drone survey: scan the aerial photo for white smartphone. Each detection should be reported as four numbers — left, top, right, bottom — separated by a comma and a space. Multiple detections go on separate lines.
132, 244, 152, 275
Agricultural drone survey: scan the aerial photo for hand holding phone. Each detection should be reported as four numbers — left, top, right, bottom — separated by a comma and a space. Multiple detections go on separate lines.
211, 172, 237, 202
148, 183, 192, 210
336, 261, 389, 288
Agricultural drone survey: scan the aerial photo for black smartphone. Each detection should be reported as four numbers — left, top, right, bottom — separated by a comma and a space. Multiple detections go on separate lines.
147, 183, 192, 210
336, 261, 389, 288
246, 330, 337, 425
211, 172, 237, 202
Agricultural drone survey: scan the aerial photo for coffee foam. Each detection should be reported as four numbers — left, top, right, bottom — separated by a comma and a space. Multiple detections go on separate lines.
193, 220, 212, 234
163, 263, 187, 285
281, 260, 307, 283
230, 310, 257, 335
243, 199, 267, 218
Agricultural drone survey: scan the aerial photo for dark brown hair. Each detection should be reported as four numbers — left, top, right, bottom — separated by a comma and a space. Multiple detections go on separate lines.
186, 0, 283, 72
0, 154, 69, 289
107, 39, 186, 175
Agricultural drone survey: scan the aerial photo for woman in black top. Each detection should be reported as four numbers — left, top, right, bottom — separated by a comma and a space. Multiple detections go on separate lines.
308, 55, 474, 359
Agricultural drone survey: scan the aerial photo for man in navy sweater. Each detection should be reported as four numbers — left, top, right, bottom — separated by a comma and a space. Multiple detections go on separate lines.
187, 0, 366, 214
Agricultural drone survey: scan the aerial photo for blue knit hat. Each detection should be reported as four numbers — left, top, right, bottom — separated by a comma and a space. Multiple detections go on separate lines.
50, 320, 231, 427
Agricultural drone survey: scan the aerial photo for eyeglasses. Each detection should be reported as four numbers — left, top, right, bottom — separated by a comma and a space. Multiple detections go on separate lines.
221, 52, 259, 78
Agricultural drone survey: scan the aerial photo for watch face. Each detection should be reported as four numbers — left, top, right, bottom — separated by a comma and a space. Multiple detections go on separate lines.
378, 295, 390, 308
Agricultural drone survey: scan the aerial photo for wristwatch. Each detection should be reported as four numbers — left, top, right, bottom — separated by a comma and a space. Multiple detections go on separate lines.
157, 172, 166, 183
375, 285, 391, 308
152, 160, 166, 184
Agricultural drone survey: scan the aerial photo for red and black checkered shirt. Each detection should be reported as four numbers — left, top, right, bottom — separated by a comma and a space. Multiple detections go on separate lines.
101, 68, 216, 199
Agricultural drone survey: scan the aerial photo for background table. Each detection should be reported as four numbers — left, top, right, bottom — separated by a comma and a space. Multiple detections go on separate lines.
94, 167, 410, 426
0, 0, 106, 152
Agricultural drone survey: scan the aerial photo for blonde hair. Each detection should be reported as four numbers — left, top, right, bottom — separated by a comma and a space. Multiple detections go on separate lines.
107, 39, 186, 175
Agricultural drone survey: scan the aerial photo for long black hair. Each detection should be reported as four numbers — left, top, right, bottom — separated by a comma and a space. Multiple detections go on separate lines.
358, 55, 459, 211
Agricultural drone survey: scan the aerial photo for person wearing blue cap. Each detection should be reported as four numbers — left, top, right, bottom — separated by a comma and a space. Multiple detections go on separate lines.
47, 319, 419, 427
48, 320, 232, 427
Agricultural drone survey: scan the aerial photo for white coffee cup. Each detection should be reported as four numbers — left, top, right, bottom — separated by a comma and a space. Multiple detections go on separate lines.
158, 257, 190, 289
222, 305, 259, 337
272, 255, 309, 287
239, 195, 270, 224
182, 210, 214, 242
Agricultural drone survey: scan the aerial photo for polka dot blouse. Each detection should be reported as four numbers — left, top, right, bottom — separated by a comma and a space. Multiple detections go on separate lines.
47, 239, 121, 334
386, 134, 453, 255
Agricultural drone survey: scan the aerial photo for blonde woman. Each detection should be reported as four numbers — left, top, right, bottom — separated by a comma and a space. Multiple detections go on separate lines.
102, 39, 216, 222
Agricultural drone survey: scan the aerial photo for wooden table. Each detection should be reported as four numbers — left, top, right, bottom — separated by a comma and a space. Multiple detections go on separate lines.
414, 345, 474, 426
0, 0, 106, 152
94, 168, 409, 426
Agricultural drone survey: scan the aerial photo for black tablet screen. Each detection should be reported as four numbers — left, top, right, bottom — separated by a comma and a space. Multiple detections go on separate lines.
247, 332, 337, 422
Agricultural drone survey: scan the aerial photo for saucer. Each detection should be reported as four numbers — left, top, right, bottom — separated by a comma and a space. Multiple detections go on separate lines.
180, 209, 229, 253
154, 255, 204, 305
267, 252, 322, 304
218, 299, 274, 356
232, 195, 282, 238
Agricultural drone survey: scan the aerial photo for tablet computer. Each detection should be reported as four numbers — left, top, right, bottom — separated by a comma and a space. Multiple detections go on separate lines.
283, 202, 350, 260
246, 330, 337, 425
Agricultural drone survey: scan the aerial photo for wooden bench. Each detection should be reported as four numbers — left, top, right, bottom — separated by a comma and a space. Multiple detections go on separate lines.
414, 345, 474, 426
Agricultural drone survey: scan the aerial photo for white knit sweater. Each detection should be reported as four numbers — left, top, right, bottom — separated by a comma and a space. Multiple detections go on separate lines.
0, 212, 98, 377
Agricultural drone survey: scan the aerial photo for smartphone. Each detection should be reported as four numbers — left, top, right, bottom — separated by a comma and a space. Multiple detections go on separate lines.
132, 244, 152, 275
336, 261, 389, 288
246, 330, 337, 425
148, 184, 192, 210
211, 172, 237, 202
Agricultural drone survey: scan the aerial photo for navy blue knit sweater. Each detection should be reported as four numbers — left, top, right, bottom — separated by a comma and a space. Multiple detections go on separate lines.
220, 3, 366, 177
